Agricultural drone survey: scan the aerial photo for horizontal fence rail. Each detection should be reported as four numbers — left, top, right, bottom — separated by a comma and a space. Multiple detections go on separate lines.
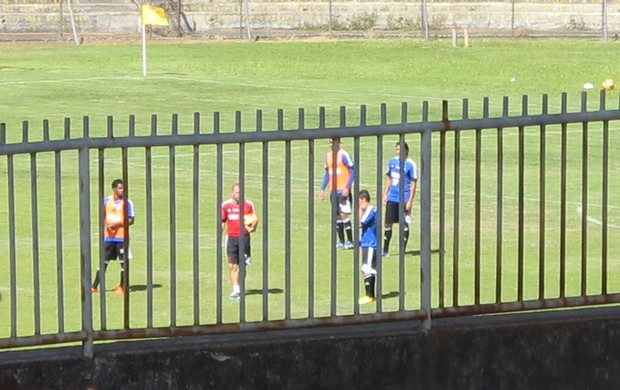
0, 91, 619, 357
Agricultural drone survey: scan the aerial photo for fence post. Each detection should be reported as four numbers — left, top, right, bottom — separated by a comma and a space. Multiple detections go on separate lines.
420, 101, 432, 329
79, 136, 94, 358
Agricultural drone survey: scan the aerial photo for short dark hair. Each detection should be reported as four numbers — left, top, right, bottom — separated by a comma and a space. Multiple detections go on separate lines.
359, 189, 371, 202
112, 179, 123, 188
396, 141, 409, 155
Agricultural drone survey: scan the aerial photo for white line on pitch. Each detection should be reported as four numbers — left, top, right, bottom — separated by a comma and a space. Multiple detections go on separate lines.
576, 206, 620, 229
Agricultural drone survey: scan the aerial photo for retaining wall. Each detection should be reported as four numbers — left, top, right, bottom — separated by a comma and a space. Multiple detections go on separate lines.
1, 307, 619, 390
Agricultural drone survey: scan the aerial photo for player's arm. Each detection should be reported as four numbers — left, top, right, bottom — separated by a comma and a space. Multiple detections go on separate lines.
407, 178, 417, 211
318, 169, 329, 200
342, 153, 355, 197
127, 200, 136, 226
382, 176, 391, 205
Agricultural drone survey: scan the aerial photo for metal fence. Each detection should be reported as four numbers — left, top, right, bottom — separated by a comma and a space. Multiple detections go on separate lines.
1, 0, 620, 42
1, 91, 620, 357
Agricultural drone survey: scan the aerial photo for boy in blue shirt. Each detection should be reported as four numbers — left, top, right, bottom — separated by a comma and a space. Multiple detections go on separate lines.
381, 141, 418, 257
358, 189, 378, 304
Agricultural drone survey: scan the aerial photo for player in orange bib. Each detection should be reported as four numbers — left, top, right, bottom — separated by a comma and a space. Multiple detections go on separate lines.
91, 179, 135, 294
318, 137, 356, 250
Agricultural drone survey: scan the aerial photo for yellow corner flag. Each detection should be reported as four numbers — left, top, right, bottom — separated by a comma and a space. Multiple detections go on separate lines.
141, 4, 169, 26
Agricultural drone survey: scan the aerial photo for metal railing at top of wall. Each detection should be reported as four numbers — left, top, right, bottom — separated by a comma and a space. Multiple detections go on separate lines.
1, 91, 620, 357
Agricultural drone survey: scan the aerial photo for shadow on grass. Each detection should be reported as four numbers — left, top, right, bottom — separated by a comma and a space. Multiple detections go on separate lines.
381, 291, 401, 300
404, 248, 443, 256
128, 284, 164, 292
245, 288, 284, 296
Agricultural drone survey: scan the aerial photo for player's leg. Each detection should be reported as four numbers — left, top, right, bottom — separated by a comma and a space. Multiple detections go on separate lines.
244, 234, 252, 266
383, 201, 398, 256
227, 236, 241, 299
359, 247, 377, 304
114, 243, 127, 294
92, 242, 115, 292
340, 194, 354, 249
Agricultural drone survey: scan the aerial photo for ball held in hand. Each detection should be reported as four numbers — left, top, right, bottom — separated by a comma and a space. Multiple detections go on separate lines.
244, 213, 258, 229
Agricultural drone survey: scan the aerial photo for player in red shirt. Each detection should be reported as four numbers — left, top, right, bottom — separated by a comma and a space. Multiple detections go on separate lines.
221, 183, 258, 300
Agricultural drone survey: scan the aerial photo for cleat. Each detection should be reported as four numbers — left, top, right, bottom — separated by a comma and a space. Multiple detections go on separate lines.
358, 296, 376, 305
381, 250, 389, 257
336, 242, 345, 250
228, 291, 240, 300
245, 257, 252, 266
90, 286, 98, 293
344, 241, 354, 250
113, 286, 125, 295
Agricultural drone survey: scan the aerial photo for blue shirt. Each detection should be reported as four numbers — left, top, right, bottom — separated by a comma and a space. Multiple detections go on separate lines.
385, 156, 417, 203
359, 205, 377, 248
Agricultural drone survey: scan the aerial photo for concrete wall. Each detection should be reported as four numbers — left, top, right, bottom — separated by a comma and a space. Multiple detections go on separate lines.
1, 307, 620, 390
0, 0, 618, 37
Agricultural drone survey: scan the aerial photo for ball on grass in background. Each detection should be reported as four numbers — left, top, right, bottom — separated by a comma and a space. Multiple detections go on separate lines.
601, 78, 615, 91
244, 213, 258, 230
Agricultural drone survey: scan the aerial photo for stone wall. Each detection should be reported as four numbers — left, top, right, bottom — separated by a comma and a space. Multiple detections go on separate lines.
0, 0, 618, 39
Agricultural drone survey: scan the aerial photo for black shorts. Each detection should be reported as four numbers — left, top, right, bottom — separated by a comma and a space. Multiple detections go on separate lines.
330, 193, 352, 215
104, 242, 129, 262
226, 235, 251, 264
384, 201, 410, 225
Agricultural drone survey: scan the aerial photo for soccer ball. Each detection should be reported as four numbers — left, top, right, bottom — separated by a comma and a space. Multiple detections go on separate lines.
602, 78, 615, 91
244, 213, 258, 229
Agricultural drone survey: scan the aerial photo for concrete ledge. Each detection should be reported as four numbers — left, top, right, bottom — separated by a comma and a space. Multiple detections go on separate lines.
1, 306, 620, 389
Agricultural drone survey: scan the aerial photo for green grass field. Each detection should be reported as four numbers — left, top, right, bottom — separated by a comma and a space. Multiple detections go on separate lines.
1, 38, 620, 340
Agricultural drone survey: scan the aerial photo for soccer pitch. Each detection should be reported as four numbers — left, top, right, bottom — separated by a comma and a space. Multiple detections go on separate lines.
1, 38, 620, 337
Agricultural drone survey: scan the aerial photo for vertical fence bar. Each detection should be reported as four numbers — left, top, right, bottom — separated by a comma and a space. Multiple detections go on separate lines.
145, 115, 156, 328
352, 128, 360, 313
7, 142, 17, 338
353, 105, 366, 313
282, 109, 292, 320
560, 93, 568, 298
27, 121, 42, 335
321, 106, 338, 317
79, 117, 93, 358
517, 96, 527, 302
145, 143, 154, 327
169, 114, 178, 326
538, 95, 548, 300
305, 108, 315, 318
474, 100, 485, 305
192, 112, 201, 325
375, 103, 386, 313
97, 126, 107, 329
452, 100, 463, 307
215, 112, 223, 323
122, 126, 130, 328
438, 100, 447, 308
580, 92, 589, 296
420, 101, 431, 329
236, 111, 247, 321
258, 109, 270, 321
496, 97, 507, 303
600, 90, 609, 294
398, 103, 407, 312
53, 119, 65, 333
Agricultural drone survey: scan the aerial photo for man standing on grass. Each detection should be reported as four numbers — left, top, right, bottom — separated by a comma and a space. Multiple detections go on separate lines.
358, 189, 378, 305
221, 183, 258, 300
318, 137, 356, 250
91, 179, 135, 295
382, 141, 417, 257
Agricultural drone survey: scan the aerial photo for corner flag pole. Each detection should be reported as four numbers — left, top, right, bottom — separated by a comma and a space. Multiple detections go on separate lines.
140, 4, 170, 77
